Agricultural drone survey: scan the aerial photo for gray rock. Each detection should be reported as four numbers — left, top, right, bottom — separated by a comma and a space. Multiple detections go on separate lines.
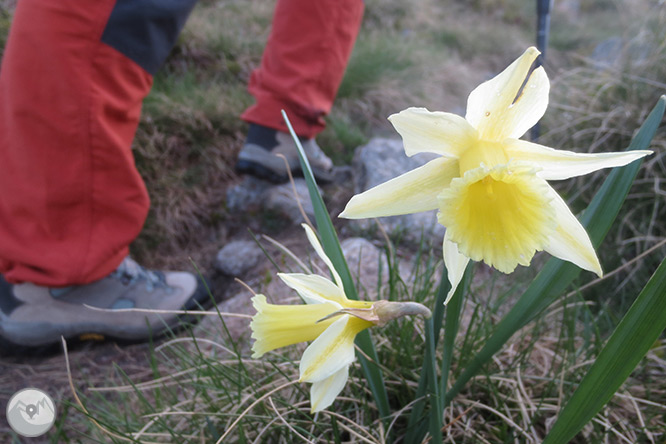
590, 36, 651, 71
264, 179, 316, 224
215, 240, 264, 276
352, 138, 438, 192
591, 37, 624, 69
341, 237, 388, 294
349, 138, 445, 243
331, 165, 353, 184
226, 176, 318, 226
226, 176, 272, 213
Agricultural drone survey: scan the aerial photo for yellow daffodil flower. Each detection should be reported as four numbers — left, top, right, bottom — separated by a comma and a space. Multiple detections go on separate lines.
340, 47, 652, 303
251, 224, 430, 413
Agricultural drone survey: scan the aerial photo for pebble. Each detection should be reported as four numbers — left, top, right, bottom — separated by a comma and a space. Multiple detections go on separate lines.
215, 240, 264, 276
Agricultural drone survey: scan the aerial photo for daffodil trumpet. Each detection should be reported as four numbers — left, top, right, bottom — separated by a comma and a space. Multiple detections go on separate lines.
250, 224, 430, 413
340, 47, 652, 304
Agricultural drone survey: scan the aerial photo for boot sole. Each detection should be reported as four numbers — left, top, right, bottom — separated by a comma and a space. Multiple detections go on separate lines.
0, 277, 214, 356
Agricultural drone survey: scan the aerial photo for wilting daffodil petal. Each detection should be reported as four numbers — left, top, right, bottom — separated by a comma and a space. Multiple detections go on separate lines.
340, 46, 652, 300
250, 224, 431, 413
340, 157, 459, 219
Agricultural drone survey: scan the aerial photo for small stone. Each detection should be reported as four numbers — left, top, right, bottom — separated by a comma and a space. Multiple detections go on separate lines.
591, 37, 624, 69
226, 176, 272, 213
590, 36, 651, 71
215, 240, 264, 276
264, 178, 316, 224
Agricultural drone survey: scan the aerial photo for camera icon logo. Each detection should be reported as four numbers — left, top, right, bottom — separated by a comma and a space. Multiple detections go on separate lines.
6, 388, 56, 438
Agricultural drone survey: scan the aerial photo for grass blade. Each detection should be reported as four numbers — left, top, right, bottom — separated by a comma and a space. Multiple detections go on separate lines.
405, 270, 450, 440
440, 265, 472, 408
405, 264, 472, 443
543, 257, 666, 444
445, 95, 665, 405
281, 110, 391, 420
424, 317, 443, 443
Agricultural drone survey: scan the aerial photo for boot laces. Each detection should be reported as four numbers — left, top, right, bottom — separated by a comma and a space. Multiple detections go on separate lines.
111, 257, 167, 292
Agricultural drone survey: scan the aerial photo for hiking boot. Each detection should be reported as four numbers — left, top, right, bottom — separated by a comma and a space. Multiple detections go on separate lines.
236, 124, 334, 183
0, 257, 210, 352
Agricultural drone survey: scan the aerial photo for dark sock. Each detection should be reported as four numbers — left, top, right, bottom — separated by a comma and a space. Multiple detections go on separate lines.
0, 276, 22, 315
245, 124, 278, 151
246, 123, 311, 151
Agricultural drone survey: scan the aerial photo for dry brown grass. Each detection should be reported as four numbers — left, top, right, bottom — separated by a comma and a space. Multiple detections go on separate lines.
541, 5, 666, 307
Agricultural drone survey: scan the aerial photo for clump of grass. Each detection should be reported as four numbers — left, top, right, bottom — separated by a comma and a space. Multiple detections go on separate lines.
337, 36, 414, 100
71, 233, 665, 442
541, 5, 666, 320
550, 1, 653, 53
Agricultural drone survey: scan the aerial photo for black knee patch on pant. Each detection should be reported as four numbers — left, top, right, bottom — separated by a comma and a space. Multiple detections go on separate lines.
101, 0, 199, 74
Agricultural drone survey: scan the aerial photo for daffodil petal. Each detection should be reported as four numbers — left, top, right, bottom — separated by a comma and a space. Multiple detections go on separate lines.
301, 224, 344, 290
443, 231, 470, 305
278, 273, 346, 306
466, 47, 541, 141
388, 107, 477, 157
299, 315, 372, 383
309, 365, 349, 413
339, 157, 459, 219
250, 295, 339, 358
502, 66, 549, 139
505, 139, 653, 180
543, 187, 603, 276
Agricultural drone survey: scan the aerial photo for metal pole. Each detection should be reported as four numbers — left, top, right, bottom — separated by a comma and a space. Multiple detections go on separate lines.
532, 0, 552, 141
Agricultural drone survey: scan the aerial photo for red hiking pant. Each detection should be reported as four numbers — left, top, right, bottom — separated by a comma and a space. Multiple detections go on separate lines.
0, 0, 363, 286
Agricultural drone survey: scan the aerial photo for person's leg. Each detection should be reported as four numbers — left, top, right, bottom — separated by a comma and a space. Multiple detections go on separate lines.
242, 0, 364, 137
0, 0, 206, 350
237, 0, 364, 182
0, 0, 197, 286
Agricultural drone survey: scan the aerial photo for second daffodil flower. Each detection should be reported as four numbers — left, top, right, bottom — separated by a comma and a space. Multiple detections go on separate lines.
250, 224, 430, 413
340, 47, 652, 303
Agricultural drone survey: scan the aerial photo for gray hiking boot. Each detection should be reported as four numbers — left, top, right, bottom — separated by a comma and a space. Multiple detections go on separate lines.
236, 124, 334, 183
0, 257, 210, 351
